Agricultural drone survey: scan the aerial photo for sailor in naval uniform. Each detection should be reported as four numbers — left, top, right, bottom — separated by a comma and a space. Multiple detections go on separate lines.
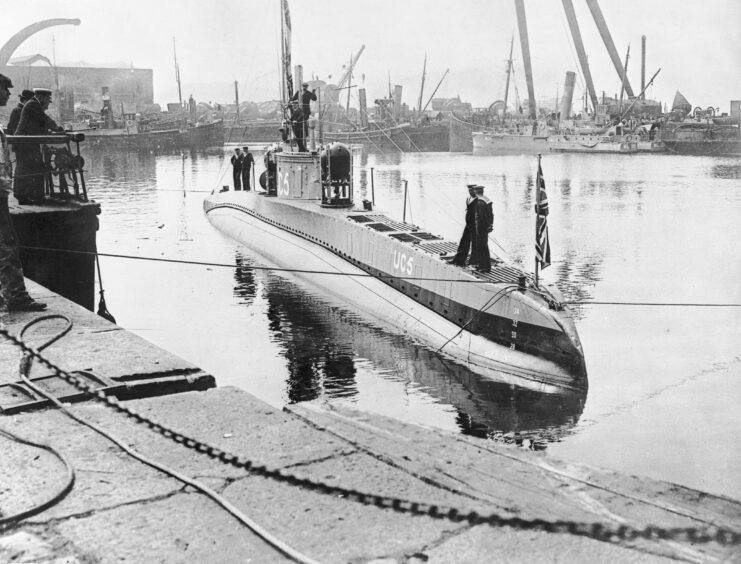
231, 147, 243, 190
240, 146, 254, 190
472, 185, 493, 272
449, 184, 479, 266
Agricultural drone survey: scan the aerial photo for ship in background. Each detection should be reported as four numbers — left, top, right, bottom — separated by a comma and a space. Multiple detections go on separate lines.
323, 53, 452, 153
79, 41, 224, 151
78, 90, 224, 151
466, 0, 670, 156
659, 93, 741, 156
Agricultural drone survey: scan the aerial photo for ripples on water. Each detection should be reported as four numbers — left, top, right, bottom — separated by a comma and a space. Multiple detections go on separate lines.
85, 146, 741, 500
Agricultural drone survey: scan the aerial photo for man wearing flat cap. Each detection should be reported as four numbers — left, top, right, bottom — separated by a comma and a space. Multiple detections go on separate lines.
0, 73, 47, 311
14, 87, 64, 204
289, 82, 317, 139
6, 89, 34, 135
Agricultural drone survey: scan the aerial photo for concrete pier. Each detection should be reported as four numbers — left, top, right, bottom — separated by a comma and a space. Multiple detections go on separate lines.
11, 198, 100, 311
1, 282, 740, 563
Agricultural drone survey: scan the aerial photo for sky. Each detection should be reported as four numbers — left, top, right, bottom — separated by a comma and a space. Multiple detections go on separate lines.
1, 0, 740, 112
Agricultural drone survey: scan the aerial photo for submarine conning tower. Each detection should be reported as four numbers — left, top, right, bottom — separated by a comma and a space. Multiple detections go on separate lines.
270, 142, 354, 208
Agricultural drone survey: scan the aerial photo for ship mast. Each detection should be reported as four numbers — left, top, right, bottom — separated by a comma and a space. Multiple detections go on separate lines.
417, 53, 427, 115
173, 37, 183, 124
420, 69, 449, 114
502, 33, 514, 124
618, 45, 630, 117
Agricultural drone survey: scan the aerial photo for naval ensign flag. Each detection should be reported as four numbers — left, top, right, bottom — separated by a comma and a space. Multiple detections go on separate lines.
535, 161, 551, 269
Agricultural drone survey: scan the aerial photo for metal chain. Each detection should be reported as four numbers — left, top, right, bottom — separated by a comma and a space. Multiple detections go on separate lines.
2, 327, 739, 547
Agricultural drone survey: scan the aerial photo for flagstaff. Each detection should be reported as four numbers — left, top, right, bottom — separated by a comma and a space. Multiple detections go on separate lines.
535, 154, 541, 287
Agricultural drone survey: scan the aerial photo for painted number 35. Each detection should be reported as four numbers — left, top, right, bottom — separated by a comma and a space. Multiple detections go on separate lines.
393, 250, 414, 275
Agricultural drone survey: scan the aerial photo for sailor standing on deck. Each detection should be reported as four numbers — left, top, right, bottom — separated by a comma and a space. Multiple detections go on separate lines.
449, 184, 479, 266
290, 82, 317, 138
0, 74, 46, 312
289, 101, 307, 152
13, 87, 64, 205
472, 185, 493, 273
231, 147, 243, 190
240, 146, 254, 191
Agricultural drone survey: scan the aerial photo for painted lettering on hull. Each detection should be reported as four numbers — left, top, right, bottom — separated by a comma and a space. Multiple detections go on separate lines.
392, 250, 414, 276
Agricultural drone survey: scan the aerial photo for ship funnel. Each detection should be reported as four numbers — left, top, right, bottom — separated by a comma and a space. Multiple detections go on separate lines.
560, 71, 576, 119
393, 85, 403, 121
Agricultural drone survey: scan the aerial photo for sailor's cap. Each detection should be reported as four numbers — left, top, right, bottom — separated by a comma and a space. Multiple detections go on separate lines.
33, 88, 53, 96
474, 185, 485, 192
466, 184, 479, 189
20, 89, 34, 100
302, 82, 309, 87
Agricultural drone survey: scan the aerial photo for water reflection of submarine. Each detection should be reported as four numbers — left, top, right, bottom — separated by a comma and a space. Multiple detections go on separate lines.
235, 264, 585, 442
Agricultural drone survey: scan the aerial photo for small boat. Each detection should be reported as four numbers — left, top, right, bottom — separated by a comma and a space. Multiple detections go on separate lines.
83, 40, 224, 151
83, 119, 224, 151
660, 93, 741, 156
661, 122, 741, 157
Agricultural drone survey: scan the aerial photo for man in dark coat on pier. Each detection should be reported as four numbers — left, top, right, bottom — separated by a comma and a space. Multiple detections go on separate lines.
0, 74, 46, 311
290, 82, 317, 138
472, 185, 493, 272
449, 184, 479, 266
240, 146, 254, 190
6, 89, 34, 135
230, 147, 243, 190
13, 88, 64, 205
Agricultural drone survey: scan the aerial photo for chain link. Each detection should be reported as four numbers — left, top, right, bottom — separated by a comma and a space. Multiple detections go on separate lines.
2, 327, 739, 547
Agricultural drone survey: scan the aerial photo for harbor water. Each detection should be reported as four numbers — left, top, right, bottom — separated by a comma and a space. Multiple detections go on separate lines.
85, 145, 741, 500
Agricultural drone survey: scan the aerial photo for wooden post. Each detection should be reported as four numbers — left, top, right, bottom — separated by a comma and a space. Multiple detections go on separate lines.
402, 180, 408, 223
234, 80, 240, 124
370, 167, 375, 205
